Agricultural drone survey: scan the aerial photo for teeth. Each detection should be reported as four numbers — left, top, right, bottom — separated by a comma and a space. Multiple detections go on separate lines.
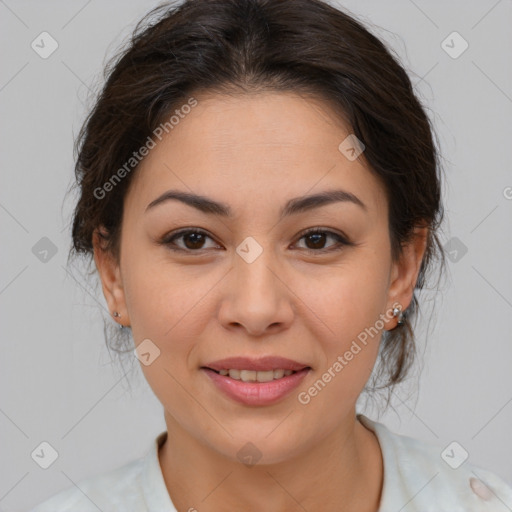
216, 369, 299, 382
229, 369, 240, 379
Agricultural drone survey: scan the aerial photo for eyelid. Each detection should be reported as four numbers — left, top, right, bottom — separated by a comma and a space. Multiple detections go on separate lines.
291, 227, 352, 252
294, 226, 350, 244
161, 228, 221, 252
160, 227, 352, 253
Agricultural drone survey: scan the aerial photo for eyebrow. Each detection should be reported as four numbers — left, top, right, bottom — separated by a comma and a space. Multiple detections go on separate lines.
145, 188, 367, 219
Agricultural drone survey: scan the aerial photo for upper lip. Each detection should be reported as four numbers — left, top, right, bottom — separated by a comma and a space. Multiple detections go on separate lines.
203, 356, 311, 372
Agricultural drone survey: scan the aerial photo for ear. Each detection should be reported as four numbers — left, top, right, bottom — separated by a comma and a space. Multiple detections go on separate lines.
92, 227, 130, 327
384, 225, 429, 330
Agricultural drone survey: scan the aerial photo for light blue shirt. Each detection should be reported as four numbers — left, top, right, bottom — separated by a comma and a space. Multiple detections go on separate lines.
29, 414, 512, 511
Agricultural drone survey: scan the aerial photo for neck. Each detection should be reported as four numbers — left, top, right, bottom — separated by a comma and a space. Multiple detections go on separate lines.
158, 411, 383, 512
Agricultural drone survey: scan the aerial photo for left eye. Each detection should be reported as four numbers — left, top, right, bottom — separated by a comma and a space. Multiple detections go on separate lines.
161, 228, 350, 253
294, 228, 350, 252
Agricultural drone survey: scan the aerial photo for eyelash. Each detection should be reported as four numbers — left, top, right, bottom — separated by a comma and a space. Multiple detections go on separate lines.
159, 227, 352, 254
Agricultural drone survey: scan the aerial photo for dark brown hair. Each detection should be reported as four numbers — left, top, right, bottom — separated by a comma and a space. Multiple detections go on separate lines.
67, 0, 446, 409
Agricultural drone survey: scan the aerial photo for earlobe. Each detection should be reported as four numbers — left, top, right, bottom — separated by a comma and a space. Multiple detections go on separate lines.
92, 227, 130, 327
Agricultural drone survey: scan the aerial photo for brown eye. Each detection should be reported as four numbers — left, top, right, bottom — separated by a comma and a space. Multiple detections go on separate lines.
295, 228, 351, 253
161, 229, 221, 253
160, 227, 351, 255
304, 232, 328, 250
181, 232, 207, 250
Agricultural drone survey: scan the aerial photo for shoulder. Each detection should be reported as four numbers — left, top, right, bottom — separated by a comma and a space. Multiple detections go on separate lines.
28, 456, 146, 512
358, 414, 512, 512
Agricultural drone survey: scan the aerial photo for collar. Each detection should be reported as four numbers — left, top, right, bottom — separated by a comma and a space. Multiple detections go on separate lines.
141, 430, 177, 511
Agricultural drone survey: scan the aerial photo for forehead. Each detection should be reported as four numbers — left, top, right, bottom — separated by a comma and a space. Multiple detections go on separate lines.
125, 91, 387, 219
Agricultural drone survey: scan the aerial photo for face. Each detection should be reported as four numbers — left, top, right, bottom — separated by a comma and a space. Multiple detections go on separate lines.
94, 91, 426, 464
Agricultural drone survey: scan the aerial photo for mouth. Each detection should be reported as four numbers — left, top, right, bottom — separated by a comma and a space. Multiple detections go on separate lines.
202, 367, 309, 382
200, 356, 312, 406
202, 355, 312, 381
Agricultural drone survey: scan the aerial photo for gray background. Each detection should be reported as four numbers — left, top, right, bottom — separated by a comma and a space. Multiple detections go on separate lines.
1, 0, 511, 510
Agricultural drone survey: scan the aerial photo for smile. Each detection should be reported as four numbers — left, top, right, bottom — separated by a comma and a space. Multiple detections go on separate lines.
201, 367, 311, 406
211, 368, 296, 382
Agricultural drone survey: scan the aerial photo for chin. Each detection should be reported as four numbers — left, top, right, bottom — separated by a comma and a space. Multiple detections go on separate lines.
206, 427, 308, 467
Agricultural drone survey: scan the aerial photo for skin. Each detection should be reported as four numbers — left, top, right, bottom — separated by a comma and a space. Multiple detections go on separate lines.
93, 91, 428, 512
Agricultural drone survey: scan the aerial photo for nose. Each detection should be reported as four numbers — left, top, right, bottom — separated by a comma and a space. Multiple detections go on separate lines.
217, 245, 294, 337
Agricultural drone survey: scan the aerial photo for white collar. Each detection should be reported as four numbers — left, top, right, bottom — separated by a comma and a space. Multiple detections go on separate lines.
143, 415, 512, 511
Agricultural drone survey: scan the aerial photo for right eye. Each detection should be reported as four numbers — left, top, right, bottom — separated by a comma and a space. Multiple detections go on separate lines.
160, 228, 223, 253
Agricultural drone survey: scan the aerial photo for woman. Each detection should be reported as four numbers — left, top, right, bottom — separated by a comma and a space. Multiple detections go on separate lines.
30, 0, 512, 510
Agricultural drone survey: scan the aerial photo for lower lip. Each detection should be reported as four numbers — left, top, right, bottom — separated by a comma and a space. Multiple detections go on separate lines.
201, 368, 311, 406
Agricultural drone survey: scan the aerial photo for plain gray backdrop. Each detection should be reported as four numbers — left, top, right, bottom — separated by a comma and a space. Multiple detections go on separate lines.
1, 1, 511, 510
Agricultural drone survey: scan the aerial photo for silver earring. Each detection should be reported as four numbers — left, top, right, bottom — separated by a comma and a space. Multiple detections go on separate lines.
392, 305, 405, 326
113, 311, 125, 329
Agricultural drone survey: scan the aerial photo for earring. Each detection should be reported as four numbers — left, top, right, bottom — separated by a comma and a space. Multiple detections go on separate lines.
392, 305, 405, 327
113, 311, 125, 329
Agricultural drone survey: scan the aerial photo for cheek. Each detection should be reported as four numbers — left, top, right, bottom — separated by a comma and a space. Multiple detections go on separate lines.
122, 245, 210, 341
306, 256, 389, 339
295, 253, 390, 391
122, 247, 223, 393
123, 257, 209, 419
